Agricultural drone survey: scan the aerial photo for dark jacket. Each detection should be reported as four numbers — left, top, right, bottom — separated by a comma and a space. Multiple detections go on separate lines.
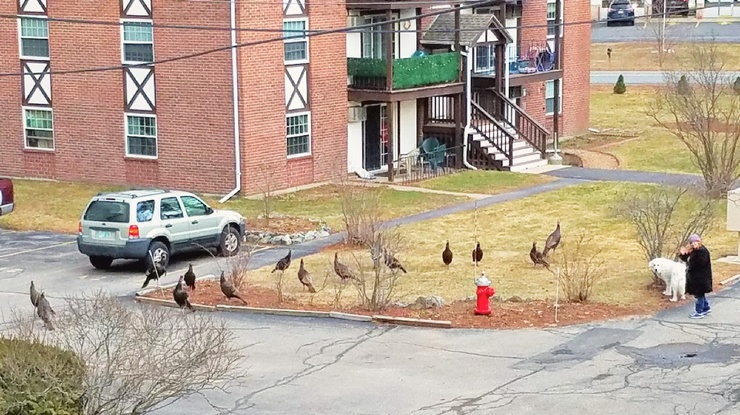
679, 245, 713, 296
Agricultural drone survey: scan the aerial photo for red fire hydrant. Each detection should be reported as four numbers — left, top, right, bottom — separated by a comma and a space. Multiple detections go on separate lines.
474, 273, 496, 316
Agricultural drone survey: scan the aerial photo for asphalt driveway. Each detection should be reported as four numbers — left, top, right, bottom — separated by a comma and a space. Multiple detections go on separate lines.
3, 227, 740, 414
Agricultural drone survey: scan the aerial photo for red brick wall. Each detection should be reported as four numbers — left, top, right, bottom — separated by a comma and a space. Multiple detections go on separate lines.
518, 0, 591, 137
0, 0, 23, 178
307, 2, 347, 185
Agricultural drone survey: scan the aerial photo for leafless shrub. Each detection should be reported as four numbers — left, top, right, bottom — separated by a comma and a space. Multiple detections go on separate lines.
308, 270, 333, 307
334, 171, 383, 247
647, 17, 678, 69
256, 162, 277, 227
647, 41, 740, 197
350, 225, 406, 311
615, 185, 716, 272
275, 270, 287, 303
555, 234, 606, 303
9, 291, 245, 415
225, 244, 258, 291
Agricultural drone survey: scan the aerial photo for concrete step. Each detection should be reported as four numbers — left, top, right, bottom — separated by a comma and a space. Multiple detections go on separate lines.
509, 158, 549, 172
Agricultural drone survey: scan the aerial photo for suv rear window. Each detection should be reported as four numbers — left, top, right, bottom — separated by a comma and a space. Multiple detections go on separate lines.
84, 201, 131, 223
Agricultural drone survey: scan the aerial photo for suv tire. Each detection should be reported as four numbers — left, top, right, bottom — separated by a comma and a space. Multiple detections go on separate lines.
146, 241, 171, 269
89, 256, 113, 269
218, 226, 241, 257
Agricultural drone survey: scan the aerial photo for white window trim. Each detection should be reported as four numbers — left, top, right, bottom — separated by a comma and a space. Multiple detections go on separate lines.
124, 113, 158, 159
120, 18, 154, 65
22, 106, 54, 151
473, 44, 496, 74
283, 17, 309, 65
17, 16, 50, 61
545, 79, 563, 116
546, 0, 564, 39
286, 111, 312, 159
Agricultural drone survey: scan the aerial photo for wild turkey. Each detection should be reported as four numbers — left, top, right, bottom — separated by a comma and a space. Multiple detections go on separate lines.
36, 292, 55, 330
142, 260, 166, 289
529, 242, 550, 270
173, 276, 195, 312
472, 242, 483, 265
383, 249, 407, 273
542, 221, 561, 257
219, 271, 246, 304
183, 264, 196, 291
297, 259, 317, 293
333, 252, 355, 281
272, 250, 292, 273
29, 281, 40, 308
442, 241, 453, 266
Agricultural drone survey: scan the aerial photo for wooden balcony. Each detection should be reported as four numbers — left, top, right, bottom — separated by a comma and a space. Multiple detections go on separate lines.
347, 52, 464, 102
473, 39, 563, 86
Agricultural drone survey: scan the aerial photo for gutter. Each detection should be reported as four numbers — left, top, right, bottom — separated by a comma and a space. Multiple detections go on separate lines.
220, 0, 243, 203
460, 48, 476, 170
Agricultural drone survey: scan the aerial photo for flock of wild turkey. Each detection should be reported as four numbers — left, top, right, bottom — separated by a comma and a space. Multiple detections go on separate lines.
24, 221, 563, 327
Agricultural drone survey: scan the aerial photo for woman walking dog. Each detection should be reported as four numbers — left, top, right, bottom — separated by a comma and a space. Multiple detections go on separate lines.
678, 234, 713, 319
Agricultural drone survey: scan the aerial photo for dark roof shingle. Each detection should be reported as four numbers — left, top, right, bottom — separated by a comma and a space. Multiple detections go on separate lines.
421, 13, 512, 46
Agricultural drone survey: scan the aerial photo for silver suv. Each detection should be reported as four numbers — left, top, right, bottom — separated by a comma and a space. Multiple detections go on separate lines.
77, 189, 246, 270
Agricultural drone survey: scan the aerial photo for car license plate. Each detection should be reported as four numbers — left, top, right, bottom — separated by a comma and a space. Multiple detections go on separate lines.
618, 10, 623, 13
95, 230, 115, 239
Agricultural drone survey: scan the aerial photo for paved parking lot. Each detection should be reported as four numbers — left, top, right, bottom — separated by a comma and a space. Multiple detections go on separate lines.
592, 21, 740, 43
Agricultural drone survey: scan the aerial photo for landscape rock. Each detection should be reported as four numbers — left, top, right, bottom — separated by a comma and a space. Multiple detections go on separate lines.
413, 295, 445, 309
392, 301, 409, 308
244, 220, 333, 247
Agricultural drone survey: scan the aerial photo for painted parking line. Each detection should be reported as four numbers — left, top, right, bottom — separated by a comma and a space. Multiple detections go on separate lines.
696, 20, 701, 28
0, 241, 76, 259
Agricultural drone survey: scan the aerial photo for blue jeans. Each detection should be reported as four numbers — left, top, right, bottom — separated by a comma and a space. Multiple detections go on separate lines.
695, 295, 710, 314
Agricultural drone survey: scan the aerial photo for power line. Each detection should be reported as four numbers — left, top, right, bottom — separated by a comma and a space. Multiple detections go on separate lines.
0, 4, 726, 78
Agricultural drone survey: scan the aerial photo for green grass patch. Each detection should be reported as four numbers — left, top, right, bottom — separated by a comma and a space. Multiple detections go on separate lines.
413, 170, 554, 195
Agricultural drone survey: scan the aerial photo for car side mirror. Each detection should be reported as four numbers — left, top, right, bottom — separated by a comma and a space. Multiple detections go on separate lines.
206, 206, 214, 215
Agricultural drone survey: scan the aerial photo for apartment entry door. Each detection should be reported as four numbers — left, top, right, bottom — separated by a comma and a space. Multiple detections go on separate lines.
363, 104, 388, 172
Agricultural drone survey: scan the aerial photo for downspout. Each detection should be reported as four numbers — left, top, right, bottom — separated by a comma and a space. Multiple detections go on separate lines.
460, 48, 476, 170
219, 0, 243, 203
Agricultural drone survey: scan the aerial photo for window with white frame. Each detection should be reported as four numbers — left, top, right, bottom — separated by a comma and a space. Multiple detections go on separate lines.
126, 114, 157, 157
24, 108, 54, 149
474, 45, 495, 74
362, 15, 392, 59
122, 21, 154, 63
19, 17, 49, 59
286, 113, 311, 157
283, 19, 308, 63
545, 80, 563, 115
546, 0, 563, 38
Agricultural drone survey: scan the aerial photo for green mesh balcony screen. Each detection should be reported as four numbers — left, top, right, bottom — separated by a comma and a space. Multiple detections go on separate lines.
348, 52, 460, 89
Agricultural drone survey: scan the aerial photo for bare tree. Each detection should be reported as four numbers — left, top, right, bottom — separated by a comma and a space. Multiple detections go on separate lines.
647, 16, 678, 69
647, 42, 740, 197
256, 162, 277, 227
225, 244, 258, 292
616, 185, 716, 273
10, 291, 245, 415
555, 234, 606, 303
335, 176, 383, 246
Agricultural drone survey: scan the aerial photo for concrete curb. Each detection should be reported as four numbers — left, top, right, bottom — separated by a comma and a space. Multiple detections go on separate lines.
134, 274, 218, 297
720, 274, 740, 286
371, 315, 453, 329
329, 311, 373, 322
215, 304, 331, 318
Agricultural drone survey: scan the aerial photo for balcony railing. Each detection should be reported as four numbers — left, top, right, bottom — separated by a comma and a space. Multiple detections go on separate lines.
347, 52, 460, 90
508, 40, 557, 75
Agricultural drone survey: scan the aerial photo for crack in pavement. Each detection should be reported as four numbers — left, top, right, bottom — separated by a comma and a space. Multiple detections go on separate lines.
388, 341, 526, 361
227, 325, 395, 413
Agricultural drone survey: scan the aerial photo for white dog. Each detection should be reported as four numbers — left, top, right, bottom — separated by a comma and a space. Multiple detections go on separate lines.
648, 258, 687, 302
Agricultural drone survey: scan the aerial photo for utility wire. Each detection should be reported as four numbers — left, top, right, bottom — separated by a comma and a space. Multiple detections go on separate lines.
0, 4, 726, 78
3, 4, 717, 34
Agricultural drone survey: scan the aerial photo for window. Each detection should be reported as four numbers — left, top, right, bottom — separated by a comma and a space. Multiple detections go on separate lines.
180, 196, 209, 217
136, 200, 155, 223
546, 0, 563, 38
84, 201, 130, 223
24, 108, 54, 149
125, 115, 157, 157
545, 80, 563, 115
19, 17, 49, 59
160, 197, 184, 220
474, 45, 495, 74
286, 113, 311, 157
122, 21, 154, 63
362, 16, 393, 59
283, 19, 308, 63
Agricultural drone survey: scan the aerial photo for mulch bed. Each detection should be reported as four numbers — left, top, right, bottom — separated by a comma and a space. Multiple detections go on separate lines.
245, 217, 319, 234
144, 279, 704, 329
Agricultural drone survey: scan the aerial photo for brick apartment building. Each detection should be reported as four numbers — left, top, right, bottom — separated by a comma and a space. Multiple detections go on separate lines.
0, 0, 590, 195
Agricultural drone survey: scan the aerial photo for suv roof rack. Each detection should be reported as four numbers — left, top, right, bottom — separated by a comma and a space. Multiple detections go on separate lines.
95, 189, 169, 198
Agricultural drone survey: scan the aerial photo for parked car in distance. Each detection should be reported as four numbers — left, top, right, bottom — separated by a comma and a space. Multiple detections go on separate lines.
77, 189, 246, 270
607, 0, 636, 26
654, 0, 690, 17
0, 178, 14, 216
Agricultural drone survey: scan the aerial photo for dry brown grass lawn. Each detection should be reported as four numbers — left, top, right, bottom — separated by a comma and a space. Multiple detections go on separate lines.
591, 42, 740, 71
242, 182, 740, 308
